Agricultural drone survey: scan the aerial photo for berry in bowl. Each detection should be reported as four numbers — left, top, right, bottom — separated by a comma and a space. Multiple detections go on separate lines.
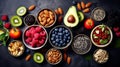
49, 25, 73, 49
24, 14, 36, 26
91, 25, 113, 47
37, 9, 56, 28
23, 25, 48, 50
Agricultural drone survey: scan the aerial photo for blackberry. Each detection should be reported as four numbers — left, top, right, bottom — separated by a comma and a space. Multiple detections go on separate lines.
24, 15, 35, 25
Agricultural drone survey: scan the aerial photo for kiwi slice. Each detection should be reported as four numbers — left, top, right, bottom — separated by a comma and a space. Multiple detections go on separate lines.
10, 15, 22, 27
33, 53, 44, 63
16, 6, 27, 16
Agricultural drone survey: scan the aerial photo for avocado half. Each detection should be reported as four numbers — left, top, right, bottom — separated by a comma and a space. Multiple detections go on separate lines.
64, 6, 79, 27
10, 15, 22, 27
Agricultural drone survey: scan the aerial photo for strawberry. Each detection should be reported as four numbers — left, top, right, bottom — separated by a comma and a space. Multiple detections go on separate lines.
1, 15, 8, 21
4, 23, 11, 29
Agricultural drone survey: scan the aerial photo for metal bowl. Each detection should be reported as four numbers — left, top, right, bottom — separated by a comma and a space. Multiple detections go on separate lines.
72, 34, 92, 54
23, 14, 36, 26
45, 48, 62, 65
22, 25, 48, 50
8, 40, 25, 57
37, 8, 56, 28
49, 25, 73, 49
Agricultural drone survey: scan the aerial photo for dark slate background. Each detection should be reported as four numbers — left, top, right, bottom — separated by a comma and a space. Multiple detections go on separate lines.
0, 0, 120, 67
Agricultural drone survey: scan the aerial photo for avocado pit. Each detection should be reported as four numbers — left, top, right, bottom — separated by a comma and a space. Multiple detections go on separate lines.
67, 15, 75, 23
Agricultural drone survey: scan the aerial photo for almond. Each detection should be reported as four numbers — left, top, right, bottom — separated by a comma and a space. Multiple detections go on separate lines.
63, 53, 67, 61
58, 7, 63, 15
58, 15, 63, 23
83, 8, 90, 13
81, 1, 85, 9
85, 2, 92, 8
28, 5, 36, 11
67, 56, 71, 64
25, 54, 31, 61
55, 9, 60, 15
77, 2, 81, 10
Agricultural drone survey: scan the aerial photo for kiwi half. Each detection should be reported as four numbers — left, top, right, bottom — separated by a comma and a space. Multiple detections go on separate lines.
10, 15, 22, 27
16, 6, 27, 16
33, 53, 44, 63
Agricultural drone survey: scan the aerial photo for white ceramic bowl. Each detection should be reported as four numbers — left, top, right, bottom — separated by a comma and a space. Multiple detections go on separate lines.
91, 25, 113, 47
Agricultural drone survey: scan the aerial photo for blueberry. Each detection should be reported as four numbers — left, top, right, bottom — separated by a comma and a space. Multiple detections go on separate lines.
65, 33, 69, 36
54, 32, 57, 35
52, 41, 55, 44
67, 40, 70, 43
59, 36, 62, 39
55, 35, 59, 38
67, 36, 71, 40
63, 36, 67, 39
54, 28, 58, 32
65, 30, 69, 33
55, 43, 58, 46
59, 27, 63, 32
52, 30, 55, 34
60, 41, 63, 44
52, 34, 55, 37
26, 49, 30, 53
51, 37, 54, 41
58, 32, 62, 36
56, 39, 59, 42
63, 39, 66, 42
58, 44, 61, 47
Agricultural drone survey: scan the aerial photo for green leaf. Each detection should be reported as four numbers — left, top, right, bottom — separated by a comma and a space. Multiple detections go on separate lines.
0, 20, 3, 28
0, 33, 6, 41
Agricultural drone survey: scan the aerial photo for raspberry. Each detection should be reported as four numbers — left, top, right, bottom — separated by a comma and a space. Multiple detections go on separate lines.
1, 15, 8, 21
4, 23, 11, 29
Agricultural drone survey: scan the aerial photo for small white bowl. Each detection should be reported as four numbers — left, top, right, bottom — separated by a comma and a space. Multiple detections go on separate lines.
91, 25, 113, 47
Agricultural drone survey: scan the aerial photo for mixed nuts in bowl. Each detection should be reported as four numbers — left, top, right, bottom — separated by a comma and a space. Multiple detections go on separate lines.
45, 48, 62, 65
8, 40, 25, 57
37, 9, 56, 28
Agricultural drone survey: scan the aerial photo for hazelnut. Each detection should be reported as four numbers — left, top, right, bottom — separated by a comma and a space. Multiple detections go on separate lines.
67, 15, 75, 23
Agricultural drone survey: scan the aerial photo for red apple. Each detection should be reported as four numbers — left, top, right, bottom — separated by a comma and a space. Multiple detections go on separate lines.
9, 28, 21, 39
84, 18, 94, 30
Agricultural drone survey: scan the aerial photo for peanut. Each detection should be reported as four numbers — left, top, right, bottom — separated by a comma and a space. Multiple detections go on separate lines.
85, 2, 92, 8
83, 8, 90, 13
81, 1, 85, 9
77, 2, 81, 10
28, 5, 36, 11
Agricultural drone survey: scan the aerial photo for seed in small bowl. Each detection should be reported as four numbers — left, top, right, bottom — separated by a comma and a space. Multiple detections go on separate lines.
8, 40, 24, 57
24, 14, 36, 26
46, 48, 62, 65
37, 9, 56, 28
72, 34, 92, 54
93, 49, 109, 64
